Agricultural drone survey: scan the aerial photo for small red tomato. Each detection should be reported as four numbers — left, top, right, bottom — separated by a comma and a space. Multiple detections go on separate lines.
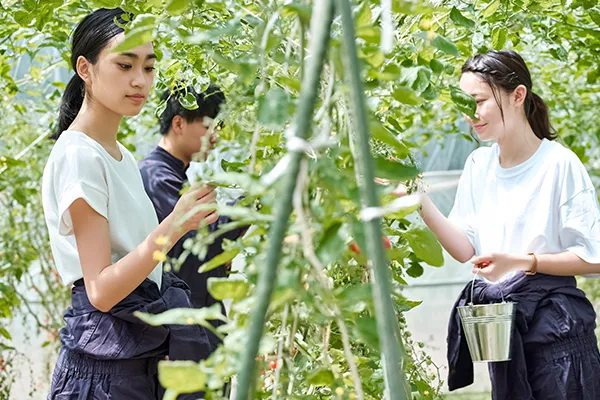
269, 360, 277, 370
350, 242, 361, 254
382, 236, 392, 249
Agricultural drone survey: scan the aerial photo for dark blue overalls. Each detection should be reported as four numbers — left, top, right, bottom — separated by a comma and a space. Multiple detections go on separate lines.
48, 272, 214, 399
448, 272, 600, 400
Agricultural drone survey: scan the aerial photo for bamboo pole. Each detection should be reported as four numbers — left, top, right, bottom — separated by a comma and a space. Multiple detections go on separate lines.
335, 0, 411, 398
235, 1, 335, 398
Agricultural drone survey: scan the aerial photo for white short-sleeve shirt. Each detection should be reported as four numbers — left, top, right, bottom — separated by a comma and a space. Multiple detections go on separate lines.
449, 138, 600, 283
42, 130, 163, 287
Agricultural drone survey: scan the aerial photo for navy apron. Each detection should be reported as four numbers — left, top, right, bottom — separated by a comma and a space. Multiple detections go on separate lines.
48, 272, 215, 399
448, 272, 600, 400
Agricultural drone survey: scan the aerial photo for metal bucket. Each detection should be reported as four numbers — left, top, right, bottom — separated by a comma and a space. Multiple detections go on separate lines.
457, 270, 516, 362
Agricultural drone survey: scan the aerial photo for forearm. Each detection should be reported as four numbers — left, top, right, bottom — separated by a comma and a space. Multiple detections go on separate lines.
514, 251, 600, 276
419, 194, 475, 263
88, 214, 184, 311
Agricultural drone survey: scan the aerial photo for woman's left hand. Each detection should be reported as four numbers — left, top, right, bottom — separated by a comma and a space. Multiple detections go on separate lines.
470, 253, 534, 282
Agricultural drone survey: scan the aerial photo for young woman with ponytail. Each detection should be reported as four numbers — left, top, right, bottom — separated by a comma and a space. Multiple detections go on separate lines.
391, 50, 600, 398
42, 8, 220, 399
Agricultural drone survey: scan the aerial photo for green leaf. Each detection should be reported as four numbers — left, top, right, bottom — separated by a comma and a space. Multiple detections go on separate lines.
355, 315, 379, 350
281, 2, 312, 26
129, 13, 157, 29
257, 133, 283, 147
166, 0, 190, 16
356, 2, 372, 27
402, 224, 444, 267
90, 0, 121, 7
430, 59, 444, 74
406, 261, 424, 278
369, 119, 411, 158
316, 221, 345, 265
549, 46, 568, 61
135, 303, 226, 326
0, 343, 15, 351
450, 7, 476, 28
13, 10, 33, 26
198, 249, 240, 273
158, 360, 206, 393
307, 369, 335, 386
370, 63, 401, 81
0, 327, 11, 340
399, 66, 432, 94
590, 10, 600, 27
257, 88, 289, 129
374, 157, 419, 181
395, 294, 423, 312
431, 34, 460, 57
184, 19, 241, 44
112, 27, 154, 53
421, 84, 441, 101
449, 85, 477, 119
356, 26, 381, 44
338, 284, 373, 308
277, 76, 301, 93
482, 0, 501, 18
178, 92, 198, 110
1, 157, 26, 168
209, 172, 266, 196
208, 278, 250, 301
393, 86, 423, 106
491, 26, 507, 49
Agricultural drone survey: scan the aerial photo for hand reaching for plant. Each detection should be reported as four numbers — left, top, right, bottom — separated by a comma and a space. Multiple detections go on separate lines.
374, 177, 409, 197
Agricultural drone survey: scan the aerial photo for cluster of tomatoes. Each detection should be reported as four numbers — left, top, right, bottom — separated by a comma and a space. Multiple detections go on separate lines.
349, 236, 392, 254
256, 355, 279, 389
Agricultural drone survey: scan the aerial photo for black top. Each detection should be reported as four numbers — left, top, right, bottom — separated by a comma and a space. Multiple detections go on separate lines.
139, 146, 246, 309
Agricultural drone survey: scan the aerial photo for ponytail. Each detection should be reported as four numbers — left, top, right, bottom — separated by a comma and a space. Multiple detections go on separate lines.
462, 50, 558, 142
51, 74, 85, 140
525, 91, 557, 141
50, 8, 129, 141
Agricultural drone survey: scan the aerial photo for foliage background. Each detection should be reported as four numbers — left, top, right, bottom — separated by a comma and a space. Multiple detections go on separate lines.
0, 0, 600, 398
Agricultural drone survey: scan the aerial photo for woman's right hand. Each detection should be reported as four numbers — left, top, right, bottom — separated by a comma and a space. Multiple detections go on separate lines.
172, 184, 219, 233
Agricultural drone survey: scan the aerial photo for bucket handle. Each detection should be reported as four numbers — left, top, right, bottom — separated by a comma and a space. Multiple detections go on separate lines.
470, 266, 506, 306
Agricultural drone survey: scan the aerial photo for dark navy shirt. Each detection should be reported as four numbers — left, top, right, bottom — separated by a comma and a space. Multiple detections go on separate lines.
139, 146, 246, 310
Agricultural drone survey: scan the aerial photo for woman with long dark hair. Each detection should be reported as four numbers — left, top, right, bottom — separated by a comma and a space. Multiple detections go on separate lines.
393, 50, 600, 399
42, 8, 218, 399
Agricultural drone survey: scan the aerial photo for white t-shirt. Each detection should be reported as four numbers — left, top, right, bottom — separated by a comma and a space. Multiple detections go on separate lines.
449, 138, 600, 283
42, 130, 163, 288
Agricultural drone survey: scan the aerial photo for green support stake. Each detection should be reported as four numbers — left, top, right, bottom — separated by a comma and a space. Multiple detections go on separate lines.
235, 1, 335, 398
335, 0, 411, 398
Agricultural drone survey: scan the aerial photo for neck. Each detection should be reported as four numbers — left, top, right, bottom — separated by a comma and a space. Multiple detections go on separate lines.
497, 121, 542, 168
69, 97, 122, 148
158, 135, 190, 167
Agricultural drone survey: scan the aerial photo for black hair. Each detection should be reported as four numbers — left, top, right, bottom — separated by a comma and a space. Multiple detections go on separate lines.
158, 85, 225, 135
52, 8, 130, 140
461, 50, 557, 141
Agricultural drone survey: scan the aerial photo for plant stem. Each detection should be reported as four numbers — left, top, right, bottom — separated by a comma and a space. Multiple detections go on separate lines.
335, 0, 410, 398
293, 159, 364, 399
235, 1, 335, 398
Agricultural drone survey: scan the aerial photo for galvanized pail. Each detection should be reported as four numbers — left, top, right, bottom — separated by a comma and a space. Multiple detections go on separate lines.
457, 270, 516, 362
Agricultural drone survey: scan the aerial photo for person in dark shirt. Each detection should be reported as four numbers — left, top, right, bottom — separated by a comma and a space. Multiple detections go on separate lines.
139, 85, 246, 338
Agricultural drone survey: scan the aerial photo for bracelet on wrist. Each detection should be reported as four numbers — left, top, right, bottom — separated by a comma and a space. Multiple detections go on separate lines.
525, 253, 538, 275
